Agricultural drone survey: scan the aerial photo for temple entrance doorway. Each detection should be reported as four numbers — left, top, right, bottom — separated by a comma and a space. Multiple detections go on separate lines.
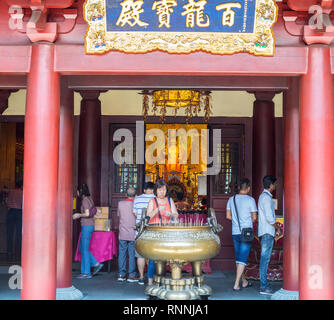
109, 115, 246, 271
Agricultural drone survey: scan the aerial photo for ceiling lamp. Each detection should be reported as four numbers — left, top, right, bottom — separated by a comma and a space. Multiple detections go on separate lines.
142, 90, 212, 124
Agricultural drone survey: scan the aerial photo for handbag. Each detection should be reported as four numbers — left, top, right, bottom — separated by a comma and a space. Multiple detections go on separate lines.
233, 195, 254, 243
88, 206, 97, 218
87, 198, 97, 218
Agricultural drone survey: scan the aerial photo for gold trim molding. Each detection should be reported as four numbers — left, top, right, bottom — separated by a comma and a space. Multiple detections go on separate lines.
84, 0, 278, 56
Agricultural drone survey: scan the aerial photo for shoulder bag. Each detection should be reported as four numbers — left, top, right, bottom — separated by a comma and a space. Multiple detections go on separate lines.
87, 198, 97, 218
154, 197, 163, 224
233, 195, 254, 243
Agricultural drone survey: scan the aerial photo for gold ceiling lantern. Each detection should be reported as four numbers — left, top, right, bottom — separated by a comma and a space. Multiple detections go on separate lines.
142, 90, 212, 124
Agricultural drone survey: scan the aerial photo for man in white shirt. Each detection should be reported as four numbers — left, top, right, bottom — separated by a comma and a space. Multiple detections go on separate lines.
226, 178, 257, 291
133, 182, 155, 285
257, 175, 278, 295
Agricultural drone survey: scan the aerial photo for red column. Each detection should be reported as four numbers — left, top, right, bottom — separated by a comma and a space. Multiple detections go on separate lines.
21, 43, 59, 300
299, 47, 334, 300
282, 78, 300, 292
78, 91, 102, 205
252, 92, 276, 201
56, 79, 74, 289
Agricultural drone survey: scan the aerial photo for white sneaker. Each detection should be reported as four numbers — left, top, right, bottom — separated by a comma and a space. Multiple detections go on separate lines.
117, 274, 126, 281
127, 275, 139, 282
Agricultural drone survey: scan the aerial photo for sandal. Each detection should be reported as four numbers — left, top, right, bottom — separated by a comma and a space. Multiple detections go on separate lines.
242, 281, 252, 288
233, 287, 241, 291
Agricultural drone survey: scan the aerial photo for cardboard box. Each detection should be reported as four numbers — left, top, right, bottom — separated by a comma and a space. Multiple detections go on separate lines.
94, 218, 111, 232
276, 216, 283, 225
273, 198, 278, 210
95, 207, 109, 219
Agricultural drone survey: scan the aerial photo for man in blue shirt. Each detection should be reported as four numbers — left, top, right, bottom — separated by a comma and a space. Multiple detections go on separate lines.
133, 182, 155, 285
258, 175, 279, 295
226, 178, 257, 291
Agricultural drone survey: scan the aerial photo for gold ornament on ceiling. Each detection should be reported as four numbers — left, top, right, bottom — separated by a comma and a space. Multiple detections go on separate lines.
142, 90, 212, 124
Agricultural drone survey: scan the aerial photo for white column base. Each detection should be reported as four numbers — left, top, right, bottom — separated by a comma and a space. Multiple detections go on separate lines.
56, 286, 84, 300
271, 288, 299, 300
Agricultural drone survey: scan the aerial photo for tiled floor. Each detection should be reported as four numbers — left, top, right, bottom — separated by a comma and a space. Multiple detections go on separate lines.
0, 263, 282, 300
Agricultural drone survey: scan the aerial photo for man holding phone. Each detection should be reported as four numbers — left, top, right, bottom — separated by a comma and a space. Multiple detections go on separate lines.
258, 175, 279, 295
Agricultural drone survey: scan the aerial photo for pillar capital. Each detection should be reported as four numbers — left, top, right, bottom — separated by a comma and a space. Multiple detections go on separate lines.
78, 90, 107, 101
248, 91, 280, 102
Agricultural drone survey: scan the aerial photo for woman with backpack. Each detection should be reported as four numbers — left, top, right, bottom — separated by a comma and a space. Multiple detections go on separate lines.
73, 183, 103, 279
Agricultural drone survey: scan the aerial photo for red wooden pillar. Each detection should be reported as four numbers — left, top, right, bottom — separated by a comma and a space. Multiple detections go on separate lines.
21, 43, 59, 300
282, 78, 300, 295
252, 92, 276, 201
78, 91, 102, 205
299, 47, 334, 300
56, 79, 82, 299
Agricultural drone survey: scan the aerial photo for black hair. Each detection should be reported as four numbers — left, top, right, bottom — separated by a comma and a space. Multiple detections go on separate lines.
239, 178, 251, 191
154, 179, 168, 196
144, 181, 155, 191
263, 176, 277, 189
77, 183, 91, 198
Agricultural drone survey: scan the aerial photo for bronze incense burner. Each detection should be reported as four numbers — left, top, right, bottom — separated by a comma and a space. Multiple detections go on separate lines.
135, 209, 222, 300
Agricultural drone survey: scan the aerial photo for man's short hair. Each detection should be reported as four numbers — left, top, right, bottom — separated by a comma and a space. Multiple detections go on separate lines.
239, 178, 251, 190
127, 187, 136, 197
263, 176, 277, 189
144, 182, 155, 191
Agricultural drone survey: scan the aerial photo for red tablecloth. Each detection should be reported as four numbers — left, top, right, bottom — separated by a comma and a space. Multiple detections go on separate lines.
75, 231, 118, 263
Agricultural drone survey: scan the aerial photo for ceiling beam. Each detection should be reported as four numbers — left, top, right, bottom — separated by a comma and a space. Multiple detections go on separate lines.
67, 75, 289, 91
0, 75, 27, 89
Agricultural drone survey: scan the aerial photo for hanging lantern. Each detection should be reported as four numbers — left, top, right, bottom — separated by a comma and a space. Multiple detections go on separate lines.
142, 90, 212, 124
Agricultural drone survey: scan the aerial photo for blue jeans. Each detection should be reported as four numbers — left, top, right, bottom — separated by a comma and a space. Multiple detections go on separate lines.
118, 240, 136, 277
79, 225, 98, 275
147, 260, 155, 279
259, 233, 274, 290
232, 234, 252, 266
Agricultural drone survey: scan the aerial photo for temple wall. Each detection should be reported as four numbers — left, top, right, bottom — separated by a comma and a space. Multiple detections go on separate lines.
5, 89, 283, 117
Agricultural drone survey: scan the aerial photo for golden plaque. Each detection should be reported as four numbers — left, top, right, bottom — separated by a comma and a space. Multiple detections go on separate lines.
84, 0, 278, 56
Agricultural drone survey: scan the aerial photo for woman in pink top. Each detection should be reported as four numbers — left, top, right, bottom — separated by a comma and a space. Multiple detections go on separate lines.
146, 180, 178, 285
146, 180, 178, 225
73, 183, 103, 279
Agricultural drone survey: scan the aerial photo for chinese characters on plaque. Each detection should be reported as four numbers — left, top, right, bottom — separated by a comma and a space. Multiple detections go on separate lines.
84, 0, 278, 55
107, 0, 255, 33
